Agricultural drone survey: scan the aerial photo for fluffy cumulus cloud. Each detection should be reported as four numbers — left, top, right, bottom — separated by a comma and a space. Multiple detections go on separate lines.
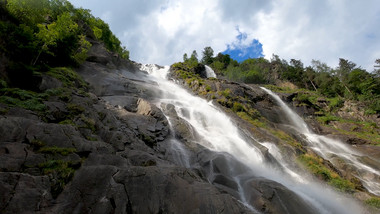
69, 0, 380, 70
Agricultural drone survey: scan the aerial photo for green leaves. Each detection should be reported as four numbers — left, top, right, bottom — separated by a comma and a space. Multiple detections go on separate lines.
73, 35, 92, 64
4, 0, 130, 68
201, 46, 214, 65
6, 0, 50, 25
36, 12, 78, 52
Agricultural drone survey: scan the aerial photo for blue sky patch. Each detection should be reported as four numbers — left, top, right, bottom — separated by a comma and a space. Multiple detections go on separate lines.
223, 30, 264, 62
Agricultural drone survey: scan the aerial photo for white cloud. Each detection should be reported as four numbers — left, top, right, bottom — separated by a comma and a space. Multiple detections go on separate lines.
252, 0, 380, 70
69, 0, 380, 70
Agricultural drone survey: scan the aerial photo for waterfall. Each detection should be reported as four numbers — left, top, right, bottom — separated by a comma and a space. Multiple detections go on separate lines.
261, 87, 380, 196
140, 64, 364, 213
205, 65, 217, 78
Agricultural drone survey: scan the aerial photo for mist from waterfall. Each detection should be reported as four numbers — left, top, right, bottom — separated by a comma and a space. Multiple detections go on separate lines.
261, 87, 380, 196
140, 64, 365, 213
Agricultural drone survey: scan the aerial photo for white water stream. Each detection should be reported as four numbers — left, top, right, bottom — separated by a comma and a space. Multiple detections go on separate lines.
261, 87, 380, 196
140, 65, 365, 213
205, 65, 217, 78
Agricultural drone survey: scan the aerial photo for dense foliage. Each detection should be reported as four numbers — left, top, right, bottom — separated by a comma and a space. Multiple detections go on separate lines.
0, 0, 129, 89
187, 47, 380, 114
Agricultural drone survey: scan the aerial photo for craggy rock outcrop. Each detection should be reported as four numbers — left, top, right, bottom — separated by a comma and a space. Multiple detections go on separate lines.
0, 44, 255, 213
1, 42, 378, 213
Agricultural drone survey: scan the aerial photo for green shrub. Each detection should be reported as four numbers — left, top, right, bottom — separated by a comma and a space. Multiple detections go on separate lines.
294, 92, 318, 106
232, 102, 244, 112
38, 159, 76, 198
39, 146, 76, 156
236, 111, 266, 128
298, 153, 355, 192
317, 114, 340, 124
219, 88, 231, 98
0, 79, 7, 88
58, 119, 75, 125
0, 88, 47, 111
67, 103, 85, 115
46, 67, 88, 89
365, 197, 380, 208
327, 97, 344, 111
205, 84, 212, 92
270, 129, 303, 149
80, 114, 96, 133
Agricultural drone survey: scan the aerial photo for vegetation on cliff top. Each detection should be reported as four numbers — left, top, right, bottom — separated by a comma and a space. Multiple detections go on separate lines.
185, 47, 380, 115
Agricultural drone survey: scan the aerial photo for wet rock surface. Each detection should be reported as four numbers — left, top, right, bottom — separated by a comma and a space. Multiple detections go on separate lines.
1, 44, 378, 213
0, 48, 254, 213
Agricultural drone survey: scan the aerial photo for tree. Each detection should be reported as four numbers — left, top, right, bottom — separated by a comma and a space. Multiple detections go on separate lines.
270, 54, 287, 80
281, 59, 305, 87
305, 66, 317, 91
201, 46, 214, 65
214, 53, 232, 69
311, 59, 332, 73
374, 59, 380, 77
183, 53, 188, 62
34, 11, 78, 65
334, 58, 356, 97
6, 0, 50, 26
190, 50, 198, 62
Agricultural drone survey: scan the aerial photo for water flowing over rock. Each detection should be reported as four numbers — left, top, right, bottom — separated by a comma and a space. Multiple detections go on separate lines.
261, 87, 380, 196
1, 51, 378, 212
205, 65, 217, 78
139, 65, 368, 214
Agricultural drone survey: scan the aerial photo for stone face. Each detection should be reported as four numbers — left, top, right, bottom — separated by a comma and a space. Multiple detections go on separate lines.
0, 50, 257, 213
243, 179, 319, 214
0, 172, 53, 214
38, 75, 62, 91
2, 41, 379, 214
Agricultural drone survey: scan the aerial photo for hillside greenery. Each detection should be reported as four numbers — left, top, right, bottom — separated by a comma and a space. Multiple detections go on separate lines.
184, 47, 380, 115
0, 0, 128, 90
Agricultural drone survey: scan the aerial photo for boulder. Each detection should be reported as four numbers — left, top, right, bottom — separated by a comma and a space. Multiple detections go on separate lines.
38, 75, 62, 91
0, 172, 53, 214
243, 178, 319, 214
161, 103, 200, 146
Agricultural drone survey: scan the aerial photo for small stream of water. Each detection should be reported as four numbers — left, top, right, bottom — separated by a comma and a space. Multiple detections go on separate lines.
261, 87, 380, 196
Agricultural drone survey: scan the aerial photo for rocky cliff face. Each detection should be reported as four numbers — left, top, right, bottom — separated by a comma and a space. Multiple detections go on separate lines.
0, 43, 256, 213
1, 43, 379, 213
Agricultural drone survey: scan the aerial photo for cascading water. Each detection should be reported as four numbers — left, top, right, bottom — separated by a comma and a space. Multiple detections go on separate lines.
205, 65, 217, 78
140, 64, 365, 213
261, 87, 380, 196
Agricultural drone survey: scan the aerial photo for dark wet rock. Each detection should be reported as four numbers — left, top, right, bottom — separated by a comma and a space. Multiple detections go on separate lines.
112, 166, 254, 214
0, 116, 33, 143
46, 156, 254, 214
0, 172, 53, 214
43, 101, 68, 122
243, 178, 319, 214
0, 142, 28, 172
102, 95, 139, 112
38, 75, 62, 91
2, 40, 378, 214
86, 40, 116, 67
161, 103, 200, 146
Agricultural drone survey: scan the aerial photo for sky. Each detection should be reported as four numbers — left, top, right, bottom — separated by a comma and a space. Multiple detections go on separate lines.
69, 0, 380, 71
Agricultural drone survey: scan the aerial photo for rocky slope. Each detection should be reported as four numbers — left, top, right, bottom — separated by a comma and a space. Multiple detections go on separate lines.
1, 41, 379, 214
169, 62, 380, 210
0, 41, 256, 213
